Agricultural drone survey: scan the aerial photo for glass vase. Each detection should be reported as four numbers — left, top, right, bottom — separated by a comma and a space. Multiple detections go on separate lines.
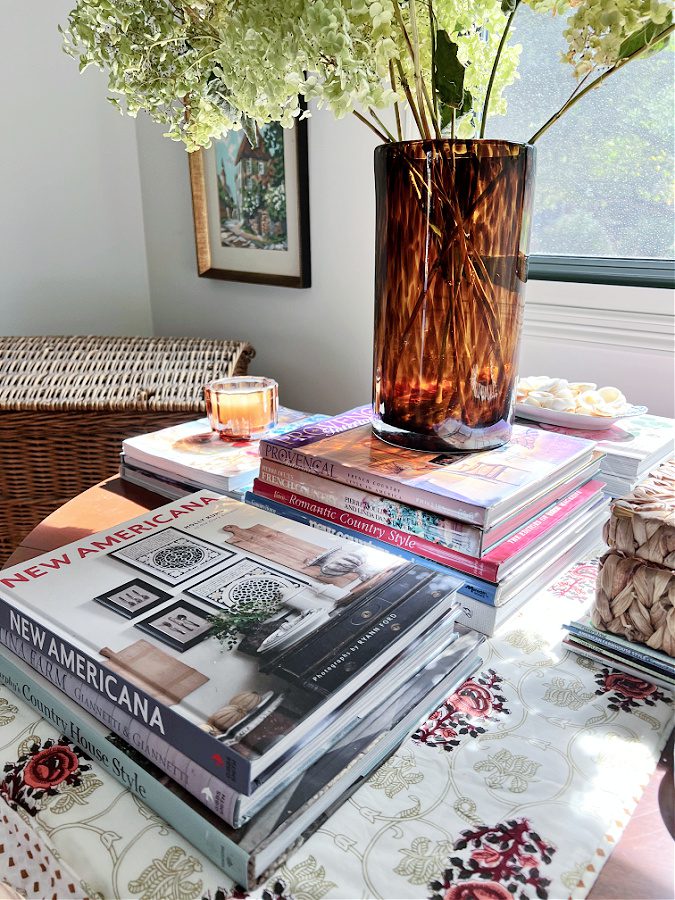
372, 139, 535, 453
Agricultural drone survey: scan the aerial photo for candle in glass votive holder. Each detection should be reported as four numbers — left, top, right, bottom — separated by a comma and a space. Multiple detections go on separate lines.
204, 377, 278, 441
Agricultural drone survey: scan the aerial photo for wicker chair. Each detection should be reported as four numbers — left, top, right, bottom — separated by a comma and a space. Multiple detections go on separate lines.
0, 335, 255, 563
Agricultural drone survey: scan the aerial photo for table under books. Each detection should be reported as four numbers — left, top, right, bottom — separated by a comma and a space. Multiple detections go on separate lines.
1, 478, 673, 900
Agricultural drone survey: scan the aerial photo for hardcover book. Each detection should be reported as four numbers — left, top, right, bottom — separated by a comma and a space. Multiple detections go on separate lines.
251, 478, 605, 583
256, 455, 602, 557
122, 409, 328, 493
0, 608, 460, 829
523, 414, 674, 479
0, 492, 462, 794
0, 630, 483, 888
258, 407, 596, 527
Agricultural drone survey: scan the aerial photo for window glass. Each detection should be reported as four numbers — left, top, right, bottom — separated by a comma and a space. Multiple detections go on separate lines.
488, 6, 674, 260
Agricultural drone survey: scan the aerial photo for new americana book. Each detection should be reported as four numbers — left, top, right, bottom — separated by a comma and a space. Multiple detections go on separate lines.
246, 491, 609, 635
251, 477, 605, 583
521, 414, 674, 479
0, 630, 484, 888
256, 455, 603, 558
0, 609, 461, 829
258, 407, 596, 527
0, 492, 463, 794
122, 409, 328, 493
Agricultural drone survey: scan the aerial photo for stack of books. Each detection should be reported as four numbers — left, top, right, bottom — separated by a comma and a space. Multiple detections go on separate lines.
563, 618, 675, 690
0, 492, 483, 887
518, 413, 674, 496
249, 407, 609, 635
120, 408, 328, 500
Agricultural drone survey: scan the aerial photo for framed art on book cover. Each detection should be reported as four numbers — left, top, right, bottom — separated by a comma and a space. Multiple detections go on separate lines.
189, 117, 311, 287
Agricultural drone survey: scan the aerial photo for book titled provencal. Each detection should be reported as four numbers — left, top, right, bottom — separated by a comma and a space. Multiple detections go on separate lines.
0, 492, 461, 794
258, 406, 596, 527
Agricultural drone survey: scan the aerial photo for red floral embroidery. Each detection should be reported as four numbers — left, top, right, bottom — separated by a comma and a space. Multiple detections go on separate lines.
548, 560, 599, 603
429, 818, 556, 900
1, 737, 91, 816
443, 882, 512, 900
413, 670, 509, 751
23, 745, 80, 790
594, 666, 671, 713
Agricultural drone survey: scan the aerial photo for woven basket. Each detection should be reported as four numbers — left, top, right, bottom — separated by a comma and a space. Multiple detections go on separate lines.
592, 550, 675, 657
603, 458, 675, 568
0, 335, 255, 563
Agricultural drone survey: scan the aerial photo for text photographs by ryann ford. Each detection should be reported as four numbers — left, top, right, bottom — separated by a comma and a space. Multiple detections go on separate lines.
93, 579, 173, 620
109, 528, 234, 586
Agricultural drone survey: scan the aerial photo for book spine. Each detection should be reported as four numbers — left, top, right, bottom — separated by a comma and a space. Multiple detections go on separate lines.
244, 492, 499, 606
484, 481, 603, 565
253, 479, 501, 581
0, 594, 253, 793
0, 626, 250, 826
0, 643, 251, 886
564, 624, 674, 674
260, 406, 373, 449
257, 459, 485, 556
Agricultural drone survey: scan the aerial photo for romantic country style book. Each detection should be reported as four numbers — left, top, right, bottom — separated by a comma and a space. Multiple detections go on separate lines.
0, 630, 484, 887
251, 478, 605, 583
256, 454, 603, 558
258, 407, 597, 527
0, 492, 463, 794
246, 491, 608, 634
122, 409, 327, 494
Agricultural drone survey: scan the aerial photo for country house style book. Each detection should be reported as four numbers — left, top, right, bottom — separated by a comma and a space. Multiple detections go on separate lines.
122, 409, 328, 493
259, 407, 597, 527
0, 492, 463, 795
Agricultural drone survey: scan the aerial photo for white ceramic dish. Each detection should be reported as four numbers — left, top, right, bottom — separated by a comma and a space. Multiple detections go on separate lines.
515, 403, 648, 431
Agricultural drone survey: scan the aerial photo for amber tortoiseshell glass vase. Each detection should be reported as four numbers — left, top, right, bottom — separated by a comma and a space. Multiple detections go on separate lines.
372, 140, 535, 452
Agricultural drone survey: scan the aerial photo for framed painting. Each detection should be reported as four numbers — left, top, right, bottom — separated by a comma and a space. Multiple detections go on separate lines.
189, 119, 311, 287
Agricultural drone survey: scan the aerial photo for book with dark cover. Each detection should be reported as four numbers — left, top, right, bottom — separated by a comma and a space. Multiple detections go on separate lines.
258, 407, 596, 527
0, 492, 462, 794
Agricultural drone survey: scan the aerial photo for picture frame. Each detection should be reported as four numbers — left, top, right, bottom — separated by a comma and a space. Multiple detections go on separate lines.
189, 117, 311, 288
109, 527, 235, 586
93, 578, 173, 620
135, 600, 215, 652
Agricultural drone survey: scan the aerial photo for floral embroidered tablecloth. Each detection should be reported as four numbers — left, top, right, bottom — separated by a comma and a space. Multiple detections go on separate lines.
0, 556, 672, 900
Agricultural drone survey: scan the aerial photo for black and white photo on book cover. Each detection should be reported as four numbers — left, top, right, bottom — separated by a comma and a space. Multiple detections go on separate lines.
0, 493, 462, 787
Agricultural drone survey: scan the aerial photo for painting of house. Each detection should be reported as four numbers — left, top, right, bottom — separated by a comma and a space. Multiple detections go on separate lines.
213, 123, 288, 251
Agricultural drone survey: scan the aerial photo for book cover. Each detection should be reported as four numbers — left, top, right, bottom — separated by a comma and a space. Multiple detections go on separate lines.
561, 636, 675, 691
565, 619, 675, 676
0, 493, 462, 793
252, 478, 604, 583
259, 407, 595, 526
0, 630, 483, 887
527, 414, 674, 478
122, 410, 328, 492
257, 456, 602, 558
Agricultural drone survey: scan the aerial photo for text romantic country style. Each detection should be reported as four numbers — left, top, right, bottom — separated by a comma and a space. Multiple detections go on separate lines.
0, 496, 220, 588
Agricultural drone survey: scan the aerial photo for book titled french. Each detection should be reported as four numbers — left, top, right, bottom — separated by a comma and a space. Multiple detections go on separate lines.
258, 406, 596, 527
0, 491, 461, 794
252, 478, 604, 582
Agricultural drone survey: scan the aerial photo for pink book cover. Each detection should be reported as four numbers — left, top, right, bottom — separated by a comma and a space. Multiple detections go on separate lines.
252, 479, 604, 582
260, 407, 595, 526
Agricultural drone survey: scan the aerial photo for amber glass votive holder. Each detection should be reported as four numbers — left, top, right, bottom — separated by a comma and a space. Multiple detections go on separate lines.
204, 377, 278, 442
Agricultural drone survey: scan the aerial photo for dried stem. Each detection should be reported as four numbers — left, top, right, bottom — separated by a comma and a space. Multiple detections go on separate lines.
353, 109, 390, 142
389, 60, 403, 141
369, 106, 397, 143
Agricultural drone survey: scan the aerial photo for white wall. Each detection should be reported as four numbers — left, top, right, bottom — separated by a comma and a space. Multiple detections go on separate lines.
0, 0, 152, 337
137, 109, 674, 417
136, 109, 379, 415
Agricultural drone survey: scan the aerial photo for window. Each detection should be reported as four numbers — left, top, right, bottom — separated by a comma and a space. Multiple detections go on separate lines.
489, 5, 674, 288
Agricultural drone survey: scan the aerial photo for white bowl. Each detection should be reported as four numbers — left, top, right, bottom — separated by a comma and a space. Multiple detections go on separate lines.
515, 403, 648, 431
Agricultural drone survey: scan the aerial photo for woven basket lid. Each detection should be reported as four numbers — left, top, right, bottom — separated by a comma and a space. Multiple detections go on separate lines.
0, 335, 255, 412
